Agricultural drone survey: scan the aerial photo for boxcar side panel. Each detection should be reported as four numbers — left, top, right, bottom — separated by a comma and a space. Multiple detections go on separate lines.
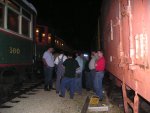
102, 0, 150, 102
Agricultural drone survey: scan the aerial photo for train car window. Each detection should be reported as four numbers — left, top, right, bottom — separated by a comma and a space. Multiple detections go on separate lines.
7, 9, 19, 32
37, 27, 45, 43
22, 9, 31, 19
48, 34, 51, 44
7, 0, 20, 12
0, 0, 4, 2
22, 17, 29, 37
0, 3, 4, 27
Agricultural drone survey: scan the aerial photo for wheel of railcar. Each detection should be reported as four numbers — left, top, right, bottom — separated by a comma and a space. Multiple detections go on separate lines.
33, 61, 44, 79
0, 69, 21, 97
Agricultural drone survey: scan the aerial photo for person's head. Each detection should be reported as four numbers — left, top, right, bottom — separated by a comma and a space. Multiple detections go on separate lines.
67, 53, 73, 58
91, 51, 96, 56
48, 47, 54, 53
97, 50, 103, 58
60, 50, 64, 55
75, 51, 82, 57
90, 51, 96, 58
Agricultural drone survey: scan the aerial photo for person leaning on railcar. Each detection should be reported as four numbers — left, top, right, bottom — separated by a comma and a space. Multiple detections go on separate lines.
94, 50, 105, 101
42, 47, 55, 91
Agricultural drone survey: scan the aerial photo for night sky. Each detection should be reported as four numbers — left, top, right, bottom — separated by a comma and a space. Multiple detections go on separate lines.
27, 0, 101, 52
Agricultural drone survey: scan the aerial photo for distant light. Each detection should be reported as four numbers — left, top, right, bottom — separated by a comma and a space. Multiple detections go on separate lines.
62, 43, 63, 46
48, 36, 51, 40
83, 54, 88, 57
42, 33, 45, 37
36, 29, 39, 33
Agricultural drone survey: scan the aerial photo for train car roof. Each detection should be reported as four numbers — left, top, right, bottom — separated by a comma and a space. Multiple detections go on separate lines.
22, 0, 37, 14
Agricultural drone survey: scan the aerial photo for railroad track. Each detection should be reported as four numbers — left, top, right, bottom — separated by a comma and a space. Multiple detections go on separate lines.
106, 77, 150, 113
0, 80, 43, 107
81, 75, 150, 113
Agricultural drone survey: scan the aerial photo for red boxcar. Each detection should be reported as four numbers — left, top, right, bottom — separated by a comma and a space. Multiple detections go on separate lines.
100, 0, 150, 112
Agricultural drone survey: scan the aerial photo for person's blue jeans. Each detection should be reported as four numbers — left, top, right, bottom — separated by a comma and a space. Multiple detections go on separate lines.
60, 77, 75, 98
90, 69, 96, 91
44, 66, 54, 89
56, 69, 64, 93
75, 73, 82, 94
85, 71, 92, 89
94, 71, 104, 99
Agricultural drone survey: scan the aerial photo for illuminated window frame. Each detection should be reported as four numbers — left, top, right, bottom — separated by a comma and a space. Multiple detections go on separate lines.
0, 0, 33, 39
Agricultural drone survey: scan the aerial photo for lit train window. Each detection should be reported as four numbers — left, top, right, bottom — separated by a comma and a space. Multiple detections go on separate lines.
0, 3, 4, 27
47, 34, 51, 43
7, 9, 18, 32
37, 28, 45, 43
22, 17, 29, 37
7, 0, 20, 12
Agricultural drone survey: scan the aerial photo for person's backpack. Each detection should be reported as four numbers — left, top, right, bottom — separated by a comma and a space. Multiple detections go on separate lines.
56, 55, 65, 76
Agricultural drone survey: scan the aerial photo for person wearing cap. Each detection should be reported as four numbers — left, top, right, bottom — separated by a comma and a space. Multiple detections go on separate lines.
42, 47, 55, 91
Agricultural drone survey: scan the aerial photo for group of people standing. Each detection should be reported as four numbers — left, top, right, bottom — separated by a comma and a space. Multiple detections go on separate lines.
42, 47, 105, 101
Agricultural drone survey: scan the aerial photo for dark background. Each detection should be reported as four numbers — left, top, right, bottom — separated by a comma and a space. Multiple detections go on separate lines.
27, 0, 101, 52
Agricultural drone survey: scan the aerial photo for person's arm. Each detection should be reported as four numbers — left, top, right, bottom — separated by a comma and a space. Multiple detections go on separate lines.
75, 60, 80, 73
62, 65, 65, 69
43, 58, 48, 67
76, 67, 80, 72
54, 57, 58, 65
62, 60, 66, 67
63, 56, 67, 62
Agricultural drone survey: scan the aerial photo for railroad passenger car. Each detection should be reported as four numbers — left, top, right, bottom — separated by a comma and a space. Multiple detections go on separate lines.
0, 0, 36, 98
100, 0, 150, 113
0, 0, 72, 102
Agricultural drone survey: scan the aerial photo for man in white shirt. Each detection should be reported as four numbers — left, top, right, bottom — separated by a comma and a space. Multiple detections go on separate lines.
43, 47, 54, 91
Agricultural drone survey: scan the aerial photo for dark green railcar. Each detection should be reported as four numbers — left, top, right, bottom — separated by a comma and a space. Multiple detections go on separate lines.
0, 0, 37, 66
0, 31, 33, 65
0, 0, 37, 99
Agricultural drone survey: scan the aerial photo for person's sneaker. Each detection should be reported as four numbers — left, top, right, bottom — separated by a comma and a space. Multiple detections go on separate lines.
44, 88, 50, 91
70, 96, 74, 99
51, 87, 56, 90
59, 95, 64, 98
86, 88, 90, 91
78, 91, 82, 95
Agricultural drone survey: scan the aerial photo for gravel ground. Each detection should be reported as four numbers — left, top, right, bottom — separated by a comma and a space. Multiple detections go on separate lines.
0, 85, 124, 113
